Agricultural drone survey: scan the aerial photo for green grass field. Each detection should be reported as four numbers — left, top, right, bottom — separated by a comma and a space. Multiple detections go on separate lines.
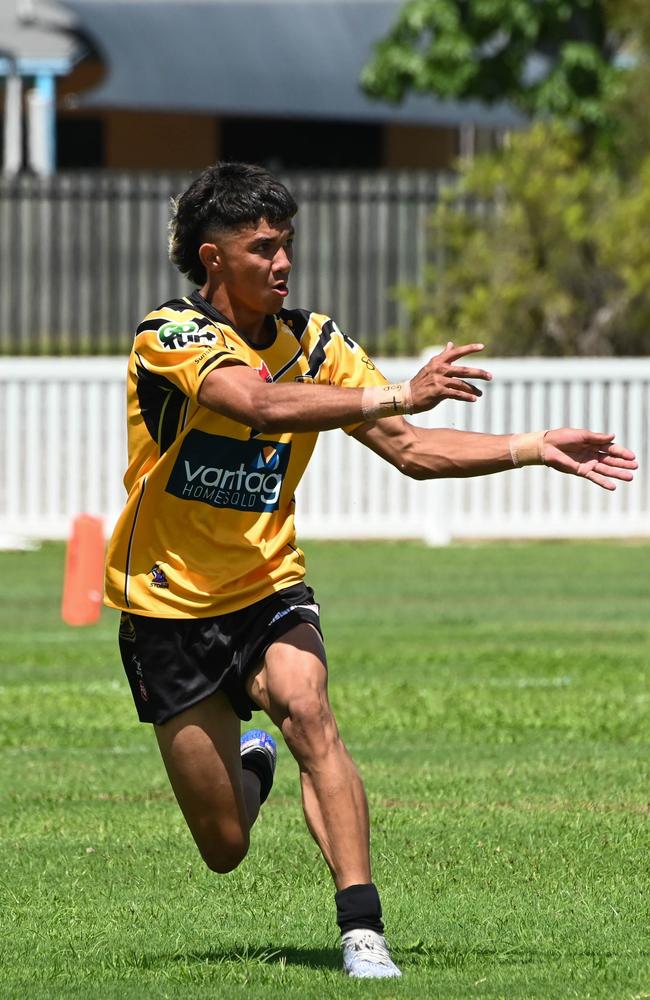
1, 540, 649, 1000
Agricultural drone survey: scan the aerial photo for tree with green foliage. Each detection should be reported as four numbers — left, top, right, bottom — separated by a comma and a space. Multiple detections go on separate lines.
606, 0, 650, 168
363, 1, 650, 355
400, 123, 650, 356
362, 0, 632, 152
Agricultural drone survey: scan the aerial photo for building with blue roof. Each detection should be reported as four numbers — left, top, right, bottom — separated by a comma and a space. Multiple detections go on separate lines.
1, 0, 524, 173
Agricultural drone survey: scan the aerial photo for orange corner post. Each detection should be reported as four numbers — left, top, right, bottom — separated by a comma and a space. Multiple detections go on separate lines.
61, 515, 105, 626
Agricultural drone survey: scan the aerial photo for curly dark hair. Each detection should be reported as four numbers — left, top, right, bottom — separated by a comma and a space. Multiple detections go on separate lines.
169, 162, 298, 286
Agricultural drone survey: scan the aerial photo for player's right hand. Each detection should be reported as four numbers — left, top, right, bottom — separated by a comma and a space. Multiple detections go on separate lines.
410, 342, 492, 413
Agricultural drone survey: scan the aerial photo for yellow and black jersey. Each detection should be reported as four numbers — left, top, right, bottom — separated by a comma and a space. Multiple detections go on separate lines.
104, 290, 388, 618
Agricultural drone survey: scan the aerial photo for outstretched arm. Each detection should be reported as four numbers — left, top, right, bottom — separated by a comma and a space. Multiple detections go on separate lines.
197, 342, 492, 433
352, 418, 637, 491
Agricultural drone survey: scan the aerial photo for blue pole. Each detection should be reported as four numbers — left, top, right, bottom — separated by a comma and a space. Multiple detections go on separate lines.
35, 72, 56, 173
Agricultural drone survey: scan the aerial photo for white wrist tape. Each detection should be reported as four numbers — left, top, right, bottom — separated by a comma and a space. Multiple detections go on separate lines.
361, 381, 414, 420
509, 430, 547, 467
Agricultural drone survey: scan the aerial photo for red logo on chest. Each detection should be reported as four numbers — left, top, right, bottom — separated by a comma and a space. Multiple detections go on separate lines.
256, 362, 273, 383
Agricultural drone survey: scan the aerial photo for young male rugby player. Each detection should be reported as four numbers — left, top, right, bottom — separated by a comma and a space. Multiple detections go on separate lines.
104, 162, 636, 979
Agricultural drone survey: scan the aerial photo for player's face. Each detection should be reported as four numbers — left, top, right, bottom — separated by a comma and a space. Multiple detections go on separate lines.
215, 218, 294, 317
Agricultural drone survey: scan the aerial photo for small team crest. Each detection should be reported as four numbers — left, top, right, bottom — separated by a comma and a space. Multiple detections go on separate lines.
158, 321, 217, 350
149, 563, 169, 589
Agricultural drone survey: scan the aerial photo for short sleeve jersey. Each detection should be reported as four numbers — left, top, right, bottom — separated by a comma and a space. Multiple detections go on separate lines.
104, 290, 388, 618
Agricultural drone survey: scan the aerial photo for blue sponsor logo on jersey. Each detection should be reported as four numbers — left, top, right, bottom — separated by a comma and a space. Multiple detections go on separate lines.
166, 431, 290, 513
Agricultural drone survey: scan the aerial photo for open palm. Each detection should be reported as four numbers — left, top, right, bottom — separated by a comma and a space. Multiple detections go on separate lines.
542, 429, 637, 491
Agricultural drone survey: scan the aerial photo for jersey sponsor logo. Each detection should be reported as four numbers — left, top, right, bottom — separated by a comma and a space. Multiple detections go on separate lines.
165, 430, 291, 513
258, 445, 280, 471
158, 321, 218, 350
256, 360, 273, 382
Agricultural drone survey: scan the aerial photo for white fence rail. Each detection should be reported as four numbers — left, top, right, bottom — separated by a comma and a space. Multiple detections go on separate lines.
1, 357, 649, 546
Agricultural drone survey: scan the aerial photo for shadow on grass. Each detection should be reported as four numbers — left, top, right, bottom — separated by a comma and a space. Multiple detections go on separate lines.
142, 942, 650, 975
167, 944, 341, 971
399, 942, 650, 968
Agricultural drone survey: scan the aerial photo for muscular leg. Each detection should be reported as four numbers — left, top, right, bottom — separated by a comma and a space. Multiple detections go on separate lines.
247, 623, 371, 890
154, 691, 261, 873
154, 627, 397, 976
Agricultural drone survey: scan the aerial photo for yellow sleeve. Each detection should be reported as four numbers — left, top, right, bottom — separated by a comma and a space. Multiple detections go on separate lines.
303, 314, 388, 432
133, 308, 249, 401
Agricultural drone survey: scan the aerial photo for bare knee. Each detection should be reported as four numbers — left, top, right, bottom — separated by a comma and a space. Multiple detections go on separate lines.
198, 828, 250, 874
283, 692, 339, 763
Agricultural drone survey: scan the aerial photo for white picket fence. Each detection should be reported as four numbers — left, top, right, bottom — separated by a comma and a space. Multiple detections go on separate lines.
1, 356, 648, 547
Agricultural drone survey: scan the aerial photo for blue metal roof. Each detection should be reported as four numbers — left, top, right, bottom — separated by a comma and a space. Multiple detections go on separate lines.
60, 0, 525, 127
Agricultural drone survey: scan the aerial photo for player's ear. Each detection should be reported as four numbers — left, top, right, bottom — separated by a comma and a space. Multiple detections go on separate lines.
199, 241, 222, 273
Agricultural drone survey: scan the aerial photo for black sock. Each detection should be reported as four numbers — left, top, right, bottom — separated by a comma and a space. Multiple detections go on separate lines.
335, 882, 384, 936
241, 766, 262, 801
240, 752, 271, 803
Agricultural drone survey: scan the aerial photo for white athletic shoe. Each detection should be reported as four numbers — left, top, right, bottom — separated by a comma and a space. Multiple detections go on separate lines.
341, 928, 402, 978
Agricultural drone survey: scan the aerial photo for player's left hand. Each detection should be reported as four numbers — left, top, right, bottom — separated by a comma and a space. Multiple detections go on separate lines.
542, 429, 638, 490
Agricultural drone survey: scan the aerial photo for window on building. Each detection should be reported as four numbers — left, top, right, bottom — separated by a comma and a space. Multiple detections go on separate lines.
221, 118, 383, 169
56, 118, 105, 169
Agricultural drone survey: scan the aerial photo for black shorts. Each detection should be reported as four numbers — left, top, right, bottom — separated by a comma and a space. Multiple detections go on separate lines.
118, 583, 322, 724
